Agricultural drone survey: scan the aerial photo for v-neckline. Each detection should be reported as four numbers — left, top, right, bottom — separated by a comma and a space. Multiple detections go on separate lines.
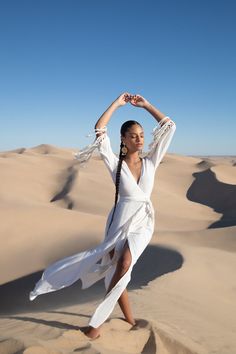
123, 158, 144, 185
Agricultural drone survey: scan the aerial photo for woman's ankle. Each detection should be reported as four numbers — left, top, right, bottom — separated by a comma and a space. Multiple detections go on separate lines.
125, 318, 136, 326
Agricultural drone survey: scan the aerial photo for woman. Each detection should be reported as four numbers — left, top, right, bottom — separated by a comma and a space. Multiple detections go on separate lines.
29, 92, 176, 340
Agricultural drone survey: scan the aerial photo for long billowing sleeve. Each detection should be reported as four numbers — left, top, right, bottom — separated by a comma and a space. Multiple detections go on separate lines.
73, 126, 118, 177
97, 131, 119, 176
146, 116, 176, 169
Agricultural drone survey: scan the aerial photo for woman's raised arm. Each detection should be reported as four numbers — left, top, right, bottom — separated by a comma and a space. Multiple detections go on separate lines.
129, 94, 170, 125
129, 94, 176, 169
74, 92, 132, 166
95, 92, 132, 136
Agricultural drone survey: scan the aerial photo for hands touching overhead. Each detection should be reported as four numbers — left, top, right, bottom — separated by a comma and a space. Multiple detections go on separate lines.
111, 92, 169, 127
94, 92, 166, 130
114, 92, 150, 109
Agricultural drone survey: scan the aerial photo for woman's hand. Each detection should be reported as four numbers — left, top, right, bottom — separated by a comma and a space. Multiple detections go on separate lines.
113, 92, 133, 107
129, 94, 150, 108
95, 92, 131, 130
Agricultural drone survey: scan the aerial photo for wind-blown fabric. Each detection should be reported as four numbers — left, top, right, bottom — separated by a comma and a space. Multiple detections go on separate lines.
29, 116, 176, 328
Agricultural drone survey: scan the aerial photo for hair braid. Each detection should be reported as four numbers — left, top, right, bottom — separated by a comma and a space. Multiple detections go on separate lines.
105, 142, 124, 236
105, 120, 142, 237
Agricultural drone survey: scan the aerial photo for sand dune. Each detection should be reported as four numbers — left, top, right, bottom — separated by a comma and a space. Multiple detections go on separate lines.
0, 145, 236, 354
211, 164, 236, 184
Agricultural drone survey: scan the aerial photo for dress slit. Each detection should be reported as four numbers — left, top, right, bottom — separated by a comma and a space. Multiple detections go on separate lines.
105, 238, 132, 295
89, 236, 135, 328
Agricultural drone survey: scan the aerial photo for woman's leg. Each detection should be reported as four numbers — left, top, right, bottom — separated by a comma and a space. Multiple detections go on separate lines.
106, 241, 135, 324
118, 288, 136, 325
106, 245, 135, 325
84, 241, 135, 339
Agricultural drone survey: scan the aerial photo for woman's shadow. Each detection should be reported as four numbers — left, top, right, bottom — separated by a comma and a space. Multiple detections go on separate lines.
0, 244, 183, 316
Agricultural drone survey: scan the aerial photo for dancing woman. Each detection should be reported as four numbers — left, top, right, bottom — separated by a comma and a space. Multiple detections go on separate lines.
29, 92, 176, 340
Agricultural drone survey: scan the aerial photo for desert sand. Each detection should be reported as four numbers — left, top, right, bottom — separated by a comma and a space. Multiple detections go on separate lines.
0, 144, 236, 354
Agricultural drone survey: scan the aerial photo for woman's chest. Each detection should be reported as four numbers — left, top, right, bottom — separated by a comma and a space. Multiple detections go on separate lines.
123, 160, 143, 184
117, 159, 155, 196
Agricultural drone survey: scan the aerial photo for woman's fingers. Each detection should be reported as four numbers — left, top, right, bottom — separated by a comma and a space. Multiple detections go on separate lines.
116, 92, 145, 106
130, 95, 138, 105
129, 94, 146, 107
117, 92, 134, 105
124, 93, 131, 99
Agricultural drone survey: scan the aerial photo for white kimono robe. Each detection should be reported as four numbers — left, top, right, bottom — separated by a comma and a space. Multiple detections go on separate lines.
29, 116, 176, 328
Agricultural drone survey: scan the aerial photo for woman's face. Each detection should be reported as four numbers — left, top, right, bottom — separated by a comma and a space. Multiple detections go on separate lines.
121, 124, 144, 153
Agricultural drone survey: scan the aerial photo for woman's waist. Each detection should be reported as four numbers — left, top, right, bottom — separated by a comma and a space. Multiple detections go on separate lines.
118, 195, 151, 203
118, 195, 154, 218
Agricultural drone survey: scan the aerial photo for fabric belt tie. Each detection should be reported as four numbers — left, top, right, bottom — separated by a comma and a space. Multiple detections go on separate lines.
92, 195, 154, 275
118, 195, 154, 220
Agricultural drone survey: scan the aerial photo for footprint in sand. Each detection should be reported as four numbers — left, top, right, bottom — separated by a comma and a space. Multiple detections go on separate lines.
3, 318, 204, 354
23, 318, 157, 354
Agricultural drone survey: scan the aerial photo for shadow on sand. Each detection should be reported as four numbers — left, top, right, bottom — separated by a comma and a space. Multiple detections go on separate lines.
187, 167, 236, 228
0, 244, 183, 315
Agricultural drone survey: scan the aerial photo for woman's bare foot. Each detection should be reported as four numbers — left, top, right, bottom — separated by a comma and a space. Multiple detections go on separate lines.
83, 325, 101, 340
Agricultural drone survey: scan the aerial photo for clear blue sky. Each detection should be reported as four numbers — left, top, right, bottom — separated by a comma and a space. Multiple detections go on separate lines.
0, 0, 235, 155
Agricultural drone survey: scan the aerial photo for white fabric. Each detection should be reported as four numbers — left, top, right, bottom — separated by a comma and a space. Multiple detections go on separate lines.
29, 117, 176, 328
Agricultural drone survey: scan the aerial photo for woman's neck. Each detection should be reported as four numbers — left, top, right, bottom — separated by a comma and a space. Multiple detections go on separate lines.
124, 152, 141, 163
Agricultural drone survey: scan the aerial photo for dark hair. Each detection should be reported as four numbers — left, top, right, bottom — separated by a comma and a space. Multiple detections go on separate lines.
105, 120, 142, 236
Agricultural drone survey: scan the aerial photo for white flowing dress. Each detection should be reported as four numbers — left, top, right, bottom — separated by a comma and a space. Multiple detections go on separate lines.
29, 116, 176, 328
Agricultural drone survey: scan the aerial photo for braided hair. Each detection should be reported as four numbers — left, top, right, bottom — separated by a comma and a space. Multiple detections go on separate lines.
106, 120, 142, 236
